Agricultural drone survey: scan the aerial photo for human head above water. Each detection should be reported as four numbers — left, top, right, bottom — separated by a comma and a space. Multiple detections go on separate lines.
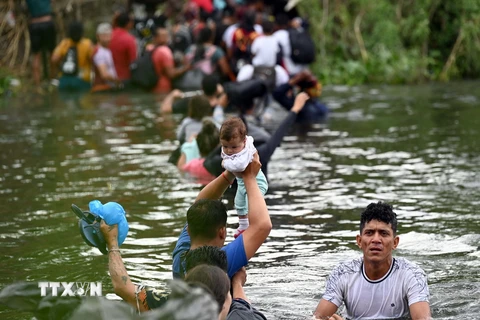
184, 245, 228, 274
196, 119, 220, 157
68, 21, 84, 43
360, 202, 398, 236
219, 117, 247, 156
188, 95, 212, 121
96, 23, 112, 47
187, 199, 228, 243
184, 264, 231, 318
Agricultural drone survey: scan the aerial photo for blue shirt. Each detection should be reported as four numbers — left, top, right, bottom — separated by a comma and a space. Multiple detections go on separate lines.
172, 224, 248, 279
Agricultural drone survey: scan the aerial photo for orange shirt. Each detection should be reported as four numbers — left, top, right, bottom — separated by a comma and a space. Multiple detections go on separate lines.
151, 46, 174, 93
53, 38, 94, 82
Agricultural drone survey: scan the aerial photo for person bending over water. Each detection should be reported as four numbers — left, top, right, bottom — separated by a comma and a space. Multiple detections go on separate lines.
314, 202, 431, 320
220, 117, 268, 238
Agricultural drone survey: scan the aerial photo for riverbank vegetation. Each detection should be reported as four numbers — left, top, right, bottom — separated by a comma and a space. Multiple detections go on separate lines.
1, 0, 480, 85
298, 0, 480, 84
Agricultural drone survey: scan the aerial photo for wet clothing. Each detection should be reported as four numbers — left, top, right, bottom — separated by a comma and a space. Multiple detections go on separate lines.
273, 83, 328, 122
227, 298, 267, 320
204, 110, 300, 177
322, 257, 430, 320
183, 158, 217, 185
137, 286, 170, 310
172, 225, 248, 279
110, 28, 137, 80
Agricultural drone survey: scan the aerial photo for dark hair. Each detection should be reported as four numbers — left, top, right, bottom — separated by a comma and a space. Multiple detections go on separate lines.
240, 9, 256, 32
187, 199, 228, 241
262, 19, 274, 34
275, 13, 289, 28
188, 95, 212, 121
220, 117, 247, 141
184, 265, 230, 312
185, 246, 228, 273
193, 27, 213, 63
202, 74, 220, 96
68, 21, 84, 43
197, 120, 219, 157
360, 202, 398, 235
116, 12, 131, 28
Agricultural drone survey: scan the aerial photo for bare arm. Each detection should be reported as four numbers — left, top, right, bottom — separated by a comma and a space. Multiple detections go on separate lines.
217, 56, 236, 81
160, 89, 183, 113
164, 64, 190, 80
177, 152, 186, 169
231, 267, 249, 302
195, 170, 236, 201
239, 153, 272, 260
97, 64, 118, 82
100, 221, 149, 312
314, 299, 339, 319
409, 301, 432, 320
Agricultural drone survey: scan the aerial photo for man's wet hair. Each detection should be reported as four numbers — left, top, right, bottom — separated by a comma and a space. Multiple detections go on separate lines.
184, 265, 230, 312
116, 12, 131, 28
68, 21, 84, 43
185, 246, 228, 273
187, 199, 228, 241
360, 202, 398, 235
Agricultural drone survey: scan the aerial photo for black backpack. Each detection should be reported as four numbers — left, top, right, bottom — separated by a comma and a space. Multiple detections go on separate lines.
288, 28, 316, 64
61, 46, 79, 76
252, 66, 276, 92
129, 48, 159, 90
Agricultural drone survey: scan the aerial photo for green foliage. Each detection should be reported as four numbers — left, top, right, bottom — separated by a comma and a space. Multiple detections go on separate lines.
298, 0, 480, 84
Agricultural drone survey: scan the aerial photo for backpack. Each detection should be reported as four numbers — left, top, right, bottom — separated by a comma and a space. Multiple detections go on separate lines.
288, 28, 316, 64
129, 48, 159, 90
62, 46, 79, 76
252, 66, 276, 92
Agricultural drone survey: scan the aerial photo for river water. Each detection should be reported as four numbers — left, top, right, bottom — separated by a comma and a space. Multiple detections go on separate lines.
0, 82, 479, 319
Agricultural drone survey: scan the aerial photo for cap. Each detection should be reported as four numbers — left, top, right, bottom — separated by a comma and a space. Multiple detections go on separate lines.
96, 23, 112, 35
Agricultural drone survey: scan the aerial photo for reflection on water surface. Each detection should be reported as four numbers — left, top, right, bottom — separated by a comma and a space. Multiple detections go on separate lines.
0, 83, 479, 319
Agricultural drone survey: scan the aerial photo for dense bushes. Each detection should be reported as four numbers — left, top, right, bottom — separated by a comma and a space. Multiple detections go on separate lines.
299, 0, 480, 84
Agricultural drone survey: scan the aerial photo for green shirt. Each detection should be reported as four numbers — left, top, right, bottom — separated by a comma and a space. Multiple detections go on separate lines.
26, 0, 52, 18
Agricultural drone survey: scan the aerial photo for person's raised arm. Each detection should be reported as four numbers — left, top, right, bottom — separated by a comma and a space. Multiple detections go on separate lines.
99, 221, 149, 312
239, 153, 272, 260
160, 89, 184, 113
231, 267, 249, 302
409, 301, 432, 320
195, 170, 236, 201
314, 299, 340, 320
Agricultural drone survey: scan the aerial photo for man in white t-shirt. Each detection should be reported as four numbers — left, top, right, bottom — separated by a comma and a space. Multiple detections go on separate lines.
92, 23, 119, 92
272, 13, 307, 76
237, 19, 289, 87
314, 202, 432, 320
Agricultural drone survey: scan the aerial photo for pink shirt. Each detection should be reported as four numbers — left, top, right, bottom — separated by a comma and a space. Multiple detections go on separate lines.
183, 158, 216, 185
152, 46, 174, 93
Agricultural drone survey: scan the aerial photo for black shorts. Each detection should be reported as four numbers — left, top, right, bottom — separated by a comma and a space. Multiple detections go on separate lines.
29, 20, 56, 54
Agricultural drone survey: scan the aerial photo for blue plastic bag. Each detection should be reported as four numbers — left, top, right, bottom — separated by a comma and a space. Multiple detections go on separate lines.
88, 200, 129, 246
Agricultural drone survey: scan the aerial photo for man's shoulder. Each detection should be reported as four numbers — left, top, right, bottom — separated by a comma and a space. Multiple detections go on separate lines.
228, 299, 267, 320
393, 257, 427, 275
330, 257, 363, 276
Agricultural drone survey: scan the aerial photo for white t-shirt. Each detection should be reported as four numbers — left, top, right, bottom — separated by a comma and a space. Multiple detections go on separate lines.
93, 46, 117, 84
322, 257, 430, 320
222, 23, 264, 49
272, 29, 307, 75
251, 35, 279, 67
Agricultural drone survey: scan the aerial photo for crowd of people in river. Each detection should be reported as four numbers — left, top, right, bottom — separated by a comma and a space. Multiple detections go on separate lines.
17, 0, 434, 319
